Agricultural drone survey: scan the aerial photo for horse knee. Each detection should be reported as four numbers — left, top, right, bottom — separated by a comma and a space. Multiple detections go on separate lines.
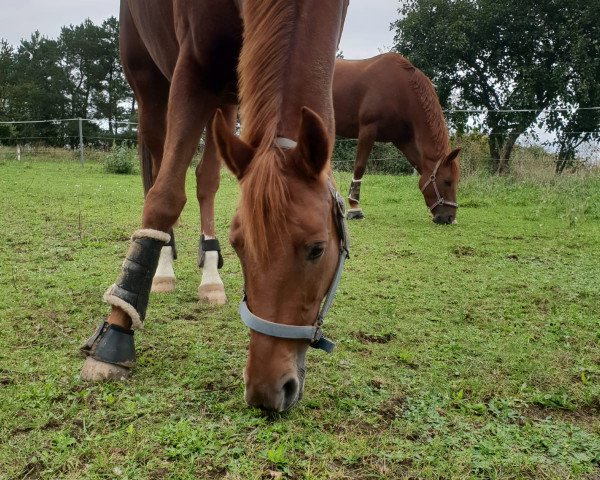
197, 186, 218, 205
143, 188, 187, 230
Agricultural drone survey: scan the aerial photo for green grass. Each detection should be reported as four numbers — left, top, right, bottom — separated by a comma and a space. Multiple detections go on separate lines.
1, 159, 599, 479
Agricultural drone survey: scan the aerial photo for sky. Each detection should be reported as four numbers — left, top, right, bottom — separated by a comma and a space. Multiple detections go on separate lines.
1, 0, 399, 59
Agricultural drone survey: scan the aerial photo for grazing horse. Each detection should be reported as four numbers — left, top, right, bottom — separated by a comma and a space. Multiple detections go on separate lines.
152, 53, 460, 300
80, 0, 349, 413
334, 53, 461, 224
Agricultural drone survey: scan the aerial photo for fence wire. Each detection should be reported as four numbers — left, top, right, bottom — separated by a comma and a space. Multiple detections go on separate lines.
0, 114, 598, 174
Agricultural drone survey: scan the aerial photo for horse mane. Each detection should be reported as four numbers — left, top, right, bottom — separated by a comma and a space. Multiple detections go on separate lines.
236, 1, 297, 260
395, 55, 450, 159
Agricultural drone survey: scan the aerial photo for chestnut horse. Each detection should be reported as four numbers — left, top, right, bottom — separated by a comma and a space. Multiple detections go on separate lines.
334, 53, 461, 224
151, 54, 460, 301
80, 0, 348, 412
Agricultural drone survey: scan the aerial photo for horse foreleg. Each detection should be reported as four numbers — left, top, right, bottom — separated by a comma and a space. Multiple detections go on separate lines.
195, 105, 236, 305
347, 123, 377, 220
81, 54, 217, 381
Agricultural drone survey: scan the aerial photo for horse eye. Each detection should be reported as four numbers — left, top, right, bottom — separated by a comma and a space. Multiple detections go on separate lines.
444, 179, 452, 187
306, 244, 325, 260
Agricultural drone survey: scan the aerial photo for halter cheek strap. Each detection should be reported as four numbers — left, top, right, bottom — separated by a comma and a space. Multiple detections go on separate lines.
420, 156, 459, 212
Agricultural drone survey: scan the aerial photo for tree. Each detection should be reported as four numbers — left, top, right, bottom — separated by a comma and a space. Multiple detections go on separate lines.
10, 32, 70, 145
546, 0, 600, 172
393, 0, 598, 174
0, 40, 15, 118
0, 18, 135, 148
92, 17, 131, 136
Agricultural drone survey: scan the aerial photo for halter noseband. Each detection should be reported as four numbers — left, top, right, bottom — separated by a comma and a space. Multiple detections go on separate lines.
238, 138, 350, 353
420, 156, 458, 212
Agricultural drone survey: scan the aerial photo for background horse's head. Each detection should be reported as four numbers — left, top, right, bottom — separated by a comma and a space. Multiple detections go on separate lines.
419, 148, 461, 224
214, 107, 341, 412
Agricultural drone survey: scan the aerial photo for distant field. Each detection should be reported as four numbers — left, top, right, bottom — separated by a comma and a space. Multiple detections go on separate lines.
1, 159, 599, 479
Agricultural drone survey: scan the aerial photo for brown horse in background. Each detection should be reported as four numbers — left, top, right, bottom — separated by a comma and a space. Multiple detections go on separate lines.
80, 0, 348, 412
151, 53, 461, 306
334, 53, 461, 224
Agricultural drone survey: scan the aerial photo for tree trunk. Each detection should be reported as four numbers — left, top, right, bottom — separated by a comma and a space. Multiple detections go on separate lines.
488, 135, 502, 174
129, 97, 136, 136
489, 133, 519, 175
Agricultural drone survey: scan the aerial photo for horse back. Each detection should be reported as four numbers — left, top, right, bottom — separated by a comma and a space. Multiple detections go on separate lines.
333, 53, 419, 143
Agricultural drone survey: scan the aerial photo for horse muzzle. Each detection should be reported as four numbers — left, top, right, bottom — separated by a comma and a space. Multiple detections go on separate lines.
244, 367, 305, 412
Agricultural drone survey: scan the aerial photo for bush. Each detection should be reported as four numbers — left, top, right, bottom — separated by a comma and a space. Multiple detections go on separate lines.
104, 144, 137, 174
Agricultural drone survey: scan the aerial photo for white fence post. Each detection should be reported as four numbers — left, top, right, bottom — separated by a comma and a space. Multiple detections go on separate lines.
16, 144, 21, 161
78, 117, 84, 165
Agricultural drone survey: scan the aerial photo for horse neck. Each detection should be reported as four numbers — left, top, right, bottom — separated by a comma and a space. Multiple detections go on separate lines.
238, 0, 344, 147
401, 135, 448, 176
235, 0, 345, 261
405, 70, 449, 174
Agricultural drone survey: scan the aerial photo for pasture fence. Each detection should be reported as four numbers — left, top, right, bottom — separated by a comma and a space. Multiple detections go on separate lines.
1, 109, 599, 176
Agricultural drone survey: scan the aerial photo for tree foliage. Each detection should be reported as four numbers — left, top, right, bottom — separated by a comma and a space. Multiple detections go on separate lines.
0, 17, 133, 147
393, 0, 600, 173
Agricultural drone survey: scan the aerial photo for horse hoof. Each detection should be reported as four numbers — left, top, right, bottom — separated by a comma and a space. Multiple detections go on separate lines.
347, 209, 365, 220
151, 276, 176, 293
80, 357, 130, 381
198, 283, 227, 305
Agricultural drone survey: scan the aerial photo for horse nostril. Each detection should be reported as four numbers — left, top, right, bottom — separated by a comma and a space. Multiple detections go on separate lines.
282, 377, 299, 409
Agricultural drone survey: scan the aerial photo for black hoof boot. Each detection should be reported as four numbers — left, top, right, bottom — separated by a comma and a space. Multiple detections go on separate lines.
80, 322, 135, 381
347, 209, 365, 220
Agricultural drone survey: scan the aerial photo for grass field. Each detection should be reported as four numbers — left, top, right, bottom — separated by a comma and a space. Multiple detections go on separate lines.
1, 159, 600, 479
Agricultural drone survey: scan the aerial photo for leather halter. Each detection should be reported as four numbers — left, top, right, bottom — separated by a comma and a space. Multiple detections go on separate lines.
420, 156, 459, 212
239, 138, 350, 353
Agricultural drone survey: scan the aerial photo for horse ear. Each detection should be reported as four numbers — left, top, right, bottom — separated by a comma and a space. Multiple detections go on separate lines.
292, 107, 331, 179
212, 109, 254, 179
445, 147, 461, 164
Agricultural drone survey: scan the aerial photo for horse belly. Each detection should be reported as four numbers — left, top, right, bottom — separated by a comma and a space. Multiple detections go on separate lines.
126, 0, 179, 79
333, 88, 361, 138
126, 0, 242, 88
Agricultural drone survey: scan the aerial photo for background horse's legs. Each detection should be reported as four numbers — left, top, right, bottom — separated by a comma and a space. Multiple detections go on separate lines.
81, 53, 217, 381
195, 105, 237, 305
347, 123, 377, 220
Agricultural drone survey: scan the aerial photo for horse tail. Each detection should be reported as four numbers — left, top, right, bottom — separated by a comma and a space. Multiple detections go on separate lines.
139, 140, 153, 195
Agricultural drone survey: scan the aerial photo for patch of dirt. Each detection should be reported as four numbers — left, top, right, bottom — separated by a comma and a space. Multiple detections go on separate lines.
20, 459, 44, 479
12, 425, 35, 435
453, 246, 476, 257
494, 235, 525, 241
522, 401, 600, 428
148, 468, 169, 480
369, 378, 384, 390
377, 395, 407, 421
181, 312, 199, 321
357, 332, 395, 344
42, 419, 61, 430
532, 297, 551, 313
340, 454, 413, 479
